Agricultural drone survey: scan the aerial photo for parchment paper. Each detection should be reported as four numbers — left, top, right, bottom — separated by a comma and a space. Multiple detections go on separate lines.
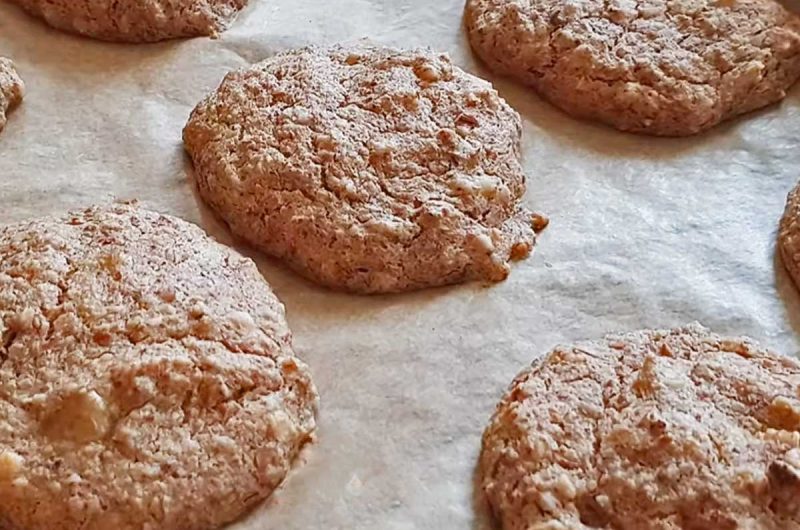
1, 1, 799, 528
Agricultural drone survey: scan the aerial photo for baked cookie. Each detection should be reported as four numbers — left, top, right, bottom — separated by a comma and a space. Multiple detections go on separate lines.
465, 0, 800, 136
184, 45, 548, 294
0, 58, 24, 133
481, 323, 800, 529
779, 181, 800, 290
0, 203, 318, 530
7, 0, 247, 42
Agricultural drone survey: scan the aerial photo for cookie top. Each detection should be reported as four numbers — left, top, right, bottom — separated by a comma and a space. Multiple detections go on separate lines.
8, 0, 247, 42
465, 0, 800, 136
0, 58, 24, 133
0, 203, 318, 530
481, 324, 800, 529
779, 181, 800, 289
184, 44, 547, 294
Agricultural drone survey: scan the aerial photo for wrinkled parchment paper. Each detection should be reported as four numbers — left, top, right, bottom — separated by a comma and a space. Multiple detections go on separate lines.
1, 1, 799, 528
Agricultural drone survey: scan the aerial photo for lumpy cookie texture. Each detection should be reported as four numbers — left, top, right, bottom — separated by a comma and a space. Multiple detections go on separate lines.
184, 45, 547, 294
465, 0, 800, 136
779, 181, 800, 291
0, 58, 24, 133
0, 203, 318, 530
481, 324, 800, 529
7, 0, 247, 42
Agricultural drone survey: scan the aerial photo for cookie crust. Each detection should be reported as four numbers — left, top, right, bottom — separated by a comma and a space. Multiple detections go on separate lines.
465, 0, 800, 136
481, 324, 800, 529
0, 59, 24, 133
0, 203, 318, 530
184, 44, 547, 294
779, 181, 800, 290
8, 0, 247, 42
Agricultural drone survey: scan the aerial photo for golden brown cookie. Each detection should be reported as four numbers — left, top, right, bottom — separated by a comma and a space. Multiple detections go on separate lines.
0, 202, 318, 530
465, 0, 800, 136
481, 324, 800, 529
8, 0, 247, 42
184, 44, 548, 294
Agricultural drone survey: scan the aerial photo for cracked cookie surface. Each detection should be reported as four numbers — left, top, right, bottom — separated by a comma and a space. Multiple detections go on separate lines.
8, 0, 247, 42
184, 44, 547, 294
465, 0, 800, 135
481, 323, 800, 529
0, 203, 318, 530
0, 58, 24, 133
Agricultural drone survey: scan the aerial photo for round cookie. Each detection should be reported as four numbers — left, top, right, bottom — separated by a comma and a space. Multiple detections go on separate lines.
8, 0, 247, 42
779, 181, 800, 290
183, 44, 548, 294
0, 203, 318, 530
481, 323, 800, 529
465, 0, 800, 136
0, 58, 24, 133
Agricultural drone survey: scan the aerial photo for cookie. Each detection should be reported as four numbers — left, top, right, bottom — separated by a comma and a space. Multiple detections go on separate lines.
8, 0, 247, 42
779, 181, 800, 290
480, 323, 800, 529
465, 0, 800, 136
0, 58, 24, 133
183, 44, 548, 294
0, 202, 318, 530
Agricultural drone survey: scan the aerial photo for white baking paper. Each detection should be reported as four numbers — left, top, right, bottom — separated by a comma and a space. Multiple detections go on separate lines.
1, 1, 799, 528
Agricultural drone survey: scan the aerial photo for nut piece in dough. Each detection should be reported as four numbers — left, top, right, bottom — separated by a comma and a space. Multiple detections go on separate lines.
7, 0, 247, 42
0, 202, 318, 530
465, 0, 800, 136
0, 58, 24, 133
481, 323, 800, 529
184, 44, 548, 294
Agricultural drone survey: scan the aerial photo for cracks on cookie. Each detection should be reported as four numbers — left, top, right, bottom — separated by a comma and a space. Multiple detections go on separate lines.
0, 206, 319, 530
468, 0, 800, 132
481, 327, 800, 528
185, 45, 542, 291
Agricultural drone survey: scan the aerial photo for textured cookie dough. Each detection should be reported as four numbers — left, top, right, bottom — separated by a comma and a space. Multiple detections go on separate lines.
0, 58, 24, 133
7, 0, 247, 42
779, 181, 800, 291
0, 203, 318, 530
481, 323, 800, 529
184, 44, 547, 294
465, 0, 800, 136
